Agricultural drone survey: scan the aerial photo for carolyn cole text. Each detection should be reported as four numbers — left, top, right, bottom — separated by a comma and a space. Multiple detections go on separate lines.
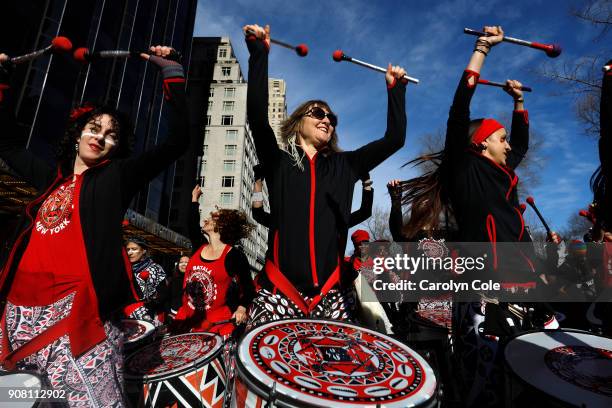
372, 279, 501, 292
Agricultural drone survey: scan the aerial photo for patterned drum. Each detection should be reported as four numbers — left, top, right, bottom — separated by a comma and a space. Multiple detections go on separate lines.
0, 371, 43, 408
121, 319, 157, 350
232, 319, 437, 408
125, 333, 227, 408
504, 330, 612, 408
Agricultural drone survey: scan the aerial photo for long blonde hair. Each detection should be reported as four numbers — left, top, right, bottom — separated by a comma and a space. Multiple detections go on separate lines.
279, 100, 340, 170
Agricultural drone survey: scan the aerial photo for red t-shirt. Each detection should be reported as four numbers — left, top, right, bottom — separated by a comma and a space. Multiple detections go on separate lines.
9, 176, 89, 305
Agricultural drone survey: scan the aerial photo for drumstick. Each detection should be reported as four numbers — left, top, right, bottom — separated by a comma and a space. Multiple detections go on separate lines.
245, 29, 308, 57
478, 78, 532, 92
332, 50, 419, 84
464, 28, 562, 58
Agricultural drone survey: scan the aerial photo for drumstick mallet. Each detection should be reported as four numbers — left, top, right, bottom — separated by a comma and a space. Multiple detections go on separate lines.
526, 196, 551, 234
245, 30, 308, 57
464, 28, 562, 58
73, 47, 182, 63
332, 50, 419, 84
519, 203, 527, 214
3, 36, 73, 65
478, 78, 532, 92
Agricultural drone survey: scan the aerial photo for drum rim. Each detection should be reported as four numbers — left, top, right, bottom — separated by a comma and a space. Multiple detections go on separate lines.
121, 319, 156, 344
235, 318, 437, 408
503, 328, 612, 406
124, 332, 225, 381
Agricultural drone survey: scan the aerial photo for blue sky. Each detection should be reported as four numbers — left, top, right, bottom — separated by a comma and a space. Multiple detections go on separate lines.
194, 0, 610, 238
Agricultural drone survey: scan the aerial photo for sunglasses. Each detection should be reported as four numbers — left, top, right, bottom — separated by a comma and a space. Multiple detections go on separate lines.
305, 107, 338, 127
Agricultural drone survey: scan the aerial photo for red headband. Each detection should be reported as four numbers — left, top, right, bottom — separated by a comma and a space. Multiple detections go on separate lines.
471, 118, 504, 146
69, 105, 95, 122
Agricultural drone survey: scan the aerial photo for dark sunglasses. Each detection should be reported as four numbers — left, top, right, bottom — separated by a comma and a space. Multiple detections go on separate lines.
305, 107, 338, 127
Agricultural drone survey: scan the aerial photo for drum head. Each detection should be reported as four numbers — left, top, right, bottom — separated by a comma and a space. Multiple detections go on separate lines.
236, 319, 437, 408
0, 372, 42, 408
505, 330, 612, 408
121, 319, 156, 345
124, 333, 224, 381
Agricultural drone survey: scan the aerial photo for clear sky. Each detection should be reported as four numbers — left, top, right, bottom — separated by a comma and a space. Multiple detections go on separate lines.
193, 0, 610, 239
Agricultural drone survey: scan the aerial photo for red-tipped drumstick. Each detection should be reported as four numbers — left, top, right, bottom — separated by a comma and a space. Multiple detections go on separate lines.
73, 47, 181, 63
464, 28, 562, 58
478, 78, 532, 92
526, 196, 551, 233
519, 203, 527, 214
5, 36, 72, 65
332, 50, 419, 84
246, 30, 308, 57
579, 209, 596, 224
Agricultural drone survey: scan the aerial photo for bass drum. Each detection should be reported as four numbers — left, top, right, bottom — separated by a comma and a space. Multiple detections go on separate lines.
504, 329, 612, 407
232, 318, 438, 408
125, 332, 227, 408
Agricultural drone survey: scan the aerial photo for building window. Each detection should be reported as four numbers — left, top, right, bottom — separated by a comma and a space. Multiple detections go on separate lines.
207, 100, 213, 109
209, 88, 214, 97
223, 101, 235, 111
201, 176, 205, 187
224, 87, 235, 98
221, 67, 231, 76
221, 176, 235, 187
223, 160, 236, 171
224, 145, 237, 156
221, 115, 233, 125
201, 160, 207, 171
203, 145, 208, 155
220, 192, 233, 205
206, 115, 211, 126
226, 129, 238, 140
204, 129, 210, 138
218, 48, 227, 58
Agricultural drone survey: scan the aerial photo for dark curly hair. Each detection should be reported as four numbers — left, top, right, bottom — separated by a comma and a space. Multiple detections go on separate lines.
56, 104, 134, 169
213, 209, 254, 246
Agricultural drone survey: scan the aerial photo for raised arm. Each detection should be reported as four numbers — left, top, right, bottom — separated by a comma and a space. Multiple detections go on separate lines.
349, 175, 374, 227
445, 26, 504, 155
505, 79, 529, 169
120, 46, 190, 194
599, 60, 612, 225
346, 64, 407, 179
387, 179, 404, 241
187, 185, 206, 251
244, 24, 281, 169
0, 56, 56, 190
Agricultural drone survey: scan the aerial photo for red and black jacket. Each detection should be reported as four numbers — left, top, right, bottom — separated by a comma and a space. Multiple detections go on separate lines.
444, 70, 535, 276
246, 38, 406, 296
0, 67, 189, 320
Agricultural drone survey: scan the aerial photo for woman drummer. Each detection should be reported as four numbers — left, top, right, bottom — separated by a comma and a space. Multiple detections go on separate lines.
0, 46, 188, 405
173, 185, 255, 338
243, 24, 407, 326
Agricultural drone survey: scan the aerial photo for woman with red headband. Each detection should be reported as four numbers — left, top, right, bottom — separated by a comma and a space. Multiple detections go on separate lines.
243, 24, 407, 327
0, 46, 188, 406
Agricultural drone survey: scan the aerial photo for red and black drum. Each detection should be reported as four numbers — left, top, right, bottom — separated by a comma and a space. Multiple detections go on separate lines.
504, 329, 612, 407
232, 319, 438, 408
125, 333, 228, 408
121, 319, 157, 351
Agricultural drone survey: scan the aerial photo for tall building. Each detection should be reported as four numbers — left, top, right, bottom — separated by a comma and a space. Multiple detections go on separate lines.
268, 78, 287, 144
0, 1, 197, 264
188, 37, 269, 270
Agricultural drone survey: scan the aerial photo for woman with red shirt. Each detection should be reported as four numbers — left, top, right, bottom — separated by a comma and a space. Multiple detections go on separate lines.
0, 46, 188, 406
174, 186, 255, 338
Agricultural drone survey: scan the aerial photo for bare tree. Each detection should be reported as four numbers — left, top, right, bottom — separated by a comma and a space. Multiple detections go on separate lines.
561, 211, 593, 240
537, 0, 610, 137
362, 205, 392, 241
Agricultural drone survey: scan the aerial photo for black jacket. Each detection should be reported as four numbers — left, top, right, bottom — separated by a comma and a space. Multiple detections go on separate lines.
0, 70, 189, 319
246, 37, 406, 295
444, 70, 536, 278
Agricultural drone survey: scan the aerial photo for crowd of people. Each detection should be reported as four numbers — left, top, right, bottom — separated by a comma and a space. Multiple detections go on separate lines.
0, 21, 609, 408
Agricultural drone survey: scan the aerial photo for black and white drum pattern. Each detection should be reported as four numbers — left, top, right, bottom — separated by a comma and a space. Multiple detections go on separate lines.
236, 319, 437, 408
124, 333, 227, 408
505, 330, 612, 408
